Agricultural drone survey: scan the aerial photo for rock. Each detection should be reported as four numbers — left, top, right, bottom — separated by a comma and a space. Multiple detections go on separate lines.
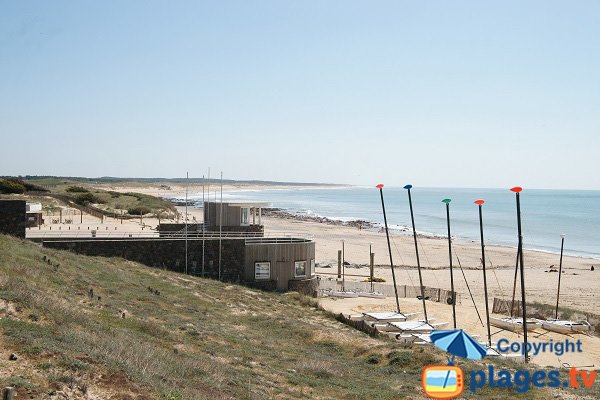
9, 352, 18, 360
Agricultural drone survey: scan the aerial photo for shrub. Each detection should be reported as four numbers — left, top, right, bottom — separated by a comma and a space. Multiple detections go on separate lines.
66, 186, 89, 193
388, 351, 412, 367
128, 206, 151, 216
74, 193, 97, 205
0, 179, 26, 194
366, 354, 381, 364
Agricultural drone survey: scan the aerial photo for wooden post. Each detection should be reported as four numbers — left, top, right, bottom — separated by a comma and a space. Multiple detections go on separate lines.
370, 252, 375, 292
80, 209, 83, 224
3, 387, 15, 400
337, 250, 342, 279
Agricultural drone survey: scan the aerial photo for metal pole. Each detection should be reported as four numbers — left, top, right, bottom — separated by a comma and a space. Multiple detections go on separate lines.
207, 168, 210, 228
342, 240, 345, 291
442, 199, 457, 329
510, 248, 520, 317
185, 172, 188, 275
475, 199, 492, 347
376, 184, 401, 313
369, 243, 374, 293
404, 185, 428, 323
555, 234, 566, 319
512, 186, 529, 363
202, 174, 205, 276
218, 172, 223, 280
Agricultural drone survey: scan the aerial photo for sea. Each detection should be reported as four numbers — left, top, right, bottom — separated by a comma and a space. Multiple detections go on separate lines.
189, 186, 600, 259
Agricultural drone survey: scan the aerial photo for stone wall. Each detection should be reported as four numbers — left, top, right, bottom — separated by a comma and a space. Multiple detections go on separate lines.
288, 276, 319, 297
42, 238, 246, 281
0, 200, 26, 238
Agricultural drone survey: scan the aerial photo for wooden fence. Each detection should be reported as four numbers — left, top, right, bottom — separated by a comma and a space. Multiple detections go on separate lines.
318, 279, 460, 305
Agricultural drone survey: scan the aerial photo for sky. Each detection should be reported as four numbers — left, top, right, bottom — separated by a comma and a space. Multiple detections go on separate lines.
1, 1, 599, 189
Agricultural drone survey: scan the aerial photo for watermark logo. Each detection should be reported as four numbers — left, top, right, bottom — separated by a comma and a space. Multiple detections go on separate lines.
422, 365, 464, 399
421, 331, 595, 396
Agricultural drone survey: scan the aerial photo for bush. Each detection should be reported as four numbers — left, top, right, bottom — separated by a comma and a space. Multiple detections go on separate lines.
66, 186, 89, 193
74, 193, 97, 205
0, 179, 26, 194
388, 351, 412, 367
128, 206, 151, 216
0, 178, 48, 193
366, 354, 381, 364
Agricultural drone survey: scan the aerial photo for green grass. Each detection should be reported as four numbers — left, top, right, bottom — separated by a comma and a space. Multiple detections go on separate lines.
0, 234, 596, 399
0, 178, 177, 217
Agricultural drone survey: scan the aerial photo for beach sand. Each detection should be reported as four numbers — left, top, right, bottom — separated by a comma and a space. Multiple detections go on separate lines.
262, 215, 599, 311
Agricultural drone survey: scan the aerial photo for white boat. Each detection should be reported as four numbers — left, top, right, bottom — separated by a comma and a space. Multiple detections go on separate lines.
328, 291, 359, 298
486, 347, 525, 362
362, 312, 408, 322
490, 316, 541, 332
374, 320, 448, 333
541, 320, 593, 334
357, 292, 386, 299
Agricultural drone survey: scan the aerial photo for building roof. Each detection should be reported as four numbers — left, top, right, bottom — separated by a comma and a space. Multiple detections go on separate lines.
206, 201, 272, 208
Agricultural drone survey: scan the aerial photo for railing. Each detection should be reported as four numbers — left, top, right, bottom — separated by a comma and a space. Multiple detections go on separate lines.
245, 237, 313, 244
27, 230, 313, 241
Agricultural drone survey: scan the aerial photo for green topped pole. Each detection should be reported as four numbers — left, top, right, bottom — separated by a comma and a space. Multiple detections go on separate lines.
442, 198, 457, 329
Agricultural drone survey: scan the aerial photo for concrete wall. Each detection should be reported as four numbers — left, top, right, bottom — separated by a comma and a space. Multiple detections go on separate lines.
0, 200, 26, 238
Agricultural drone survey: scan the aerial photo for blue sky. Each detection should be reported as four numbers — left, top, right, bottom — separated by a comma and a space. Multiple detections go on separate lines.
1, 1, 599, 189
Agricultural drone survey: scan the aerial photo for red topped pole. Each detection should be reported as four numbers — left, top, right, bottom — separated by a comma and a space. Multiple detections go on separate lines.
511, 186, 529, 363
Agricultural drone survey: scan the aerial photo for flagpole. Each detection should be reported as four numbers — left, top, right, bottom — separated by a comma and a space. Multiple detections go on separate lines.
404, 184, 428, 323
442, 198, 456, 329
201, 174, 205, 277
218, 172, 223, 281
475, 199, 492, 347
376, 184, 401, 313
511, 186, 529, 363
185, 172, 189, 275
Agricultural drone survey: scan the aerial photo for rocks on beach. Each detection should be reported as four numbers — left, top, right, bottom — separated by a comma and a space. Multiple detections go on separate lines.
263, 208, 374, 229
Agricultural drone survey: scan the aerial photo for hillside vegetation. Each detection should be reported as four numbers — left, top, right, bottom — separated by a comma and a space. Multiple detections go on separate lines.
0, 235, 572, 399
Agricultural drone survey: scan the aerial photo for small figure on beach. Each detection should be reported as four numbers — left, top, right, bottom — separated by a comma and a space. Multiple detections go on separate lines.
592, 265, 595, 271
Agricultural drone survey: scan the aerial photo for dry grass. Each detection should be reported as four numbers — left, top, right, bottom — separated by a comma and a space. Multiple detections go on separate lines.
0, 234, 596, 399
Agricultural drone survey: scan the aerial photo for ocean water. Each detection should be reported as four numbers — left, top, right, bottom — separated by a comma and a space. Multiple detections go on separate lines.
192, 187, 600, 259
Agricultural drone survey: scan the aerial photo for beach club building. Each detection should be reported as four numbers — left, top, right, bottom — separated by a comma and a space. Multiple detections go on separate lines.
1, 199, 317, 295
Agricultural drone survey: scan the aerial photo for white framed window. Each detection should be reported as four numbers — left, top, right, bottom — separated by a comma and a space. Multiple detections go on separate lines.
310, 259, 316, 277
255, 262, 270, 280
241, 207, 249, 225
295, 260, 307, 277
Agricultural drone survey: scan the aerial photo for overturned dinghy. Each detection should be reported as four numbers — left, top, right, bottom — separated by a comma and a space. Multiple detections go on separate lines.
490, 316, 541, 332
541, 320, 593, 334
357, 291, 386, 299
328, 291, 359, 298
391, 333, 432, 344
361, 312, 408, 323
486, 347, 525, 362
375, 320, 448, 333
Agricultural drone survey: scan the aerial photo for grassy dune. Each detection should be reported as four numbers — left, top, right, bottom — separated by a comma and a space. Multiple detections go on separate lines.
0, 235, 586, 399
